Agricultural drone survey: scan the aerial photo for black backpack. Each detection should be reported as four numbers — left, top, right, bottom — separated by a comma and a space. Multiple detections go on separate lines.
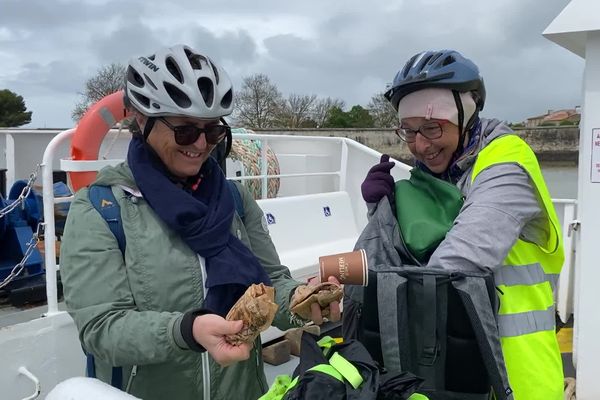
344, 266, 513, 400
271, 332, 424, 400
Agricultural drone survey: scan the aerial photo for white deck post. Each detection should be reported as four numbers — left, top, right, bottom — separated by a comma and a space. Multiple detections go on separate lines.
544, 1, 600, 398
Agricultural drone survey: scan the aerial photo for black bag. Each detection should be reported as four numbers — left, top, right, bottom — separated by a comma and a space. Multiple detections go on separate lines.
282, 333, 423, 400
344, 267, 512, 400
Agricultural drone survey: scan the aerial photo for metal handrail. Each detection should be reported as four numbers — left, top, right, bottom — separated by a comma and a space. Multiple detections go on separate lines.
41, 129, 74, 316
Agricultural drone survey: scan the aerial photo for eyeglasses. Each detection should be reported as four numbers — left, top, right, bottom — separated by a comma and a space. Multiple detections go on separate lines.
159, 118, 230, 146
395, 120, 449, 143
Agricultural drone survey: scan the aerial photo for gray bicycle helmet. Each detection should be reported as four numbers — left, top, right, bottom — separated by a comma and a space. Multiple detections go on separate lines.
384, 50, 485, 112
125, 44, 233, 119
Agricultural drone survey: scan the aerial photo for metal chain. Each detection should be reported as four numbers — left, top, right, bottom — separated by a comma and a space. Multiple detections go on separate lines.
0, 164, 41, 219
0, 222, 44, 290
0, 164, 43, 290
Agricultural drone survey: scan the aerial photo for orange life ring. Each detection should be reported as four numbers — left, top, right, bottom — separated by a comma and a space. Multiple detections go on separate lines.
69, 91, 129, 191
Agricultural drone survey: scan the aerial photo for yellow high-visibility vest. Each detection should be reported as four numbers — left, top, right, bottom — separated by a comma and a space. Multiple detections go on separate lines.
471, 134, 564, 400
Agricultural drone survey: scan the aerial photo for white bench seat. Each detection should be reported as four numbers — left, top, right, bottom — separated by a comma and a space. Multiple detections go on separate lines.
257, 191, 360, 282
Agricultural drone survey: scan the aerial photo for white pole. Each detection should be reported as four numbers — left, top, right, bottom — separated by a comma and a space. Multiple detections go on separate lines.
261, 139, 268, 199
339, 140, 348, 192
5, 134, 16, 193
572, 31, 600, 399
556, 201, 577, 324
41, 129, 74, 316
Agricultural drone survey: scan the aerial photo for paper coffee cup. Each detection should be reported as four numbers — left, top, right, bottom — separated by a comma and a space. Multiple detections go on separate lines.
318, 249, 369, 286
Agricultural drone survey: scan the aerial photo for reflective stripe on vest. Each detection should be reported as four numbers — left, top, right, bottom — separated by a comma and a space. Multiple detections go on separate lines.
497, 305, 556, 337
494, 263, 559, 289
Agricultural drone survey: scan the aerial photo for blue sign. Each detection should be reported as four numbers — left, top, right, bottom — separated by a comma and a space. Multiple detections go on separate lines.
266, 213, 276, 225
323, 206, 331, 217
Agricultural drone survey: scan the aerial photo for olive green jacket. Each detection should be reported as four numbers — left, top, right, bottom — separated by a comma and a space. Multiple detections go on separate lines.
61, 162, 301, 400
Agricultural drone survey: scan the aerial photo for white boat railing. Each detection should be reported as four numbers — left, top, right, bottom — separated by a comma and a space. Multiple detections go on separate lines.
553, 199, 578, 324
40, 129, 578, 325
41, 129, 74, 316
38, 130, 395, 313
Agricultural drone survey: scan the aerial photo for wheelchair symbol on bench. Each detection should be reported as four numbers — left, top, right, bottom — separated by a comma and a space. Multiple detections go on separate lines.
266, 213, 276, 225
323, 206, 331, 217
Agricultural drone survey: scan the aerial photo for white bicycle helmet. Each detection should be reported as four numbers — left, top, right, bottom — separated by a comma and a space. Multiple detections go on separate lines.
125, 44, 233, 119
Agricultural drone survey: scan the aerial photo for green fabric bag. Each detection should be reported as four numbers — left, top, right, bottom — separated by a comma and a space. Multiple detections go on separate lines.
394, 167, 464, 264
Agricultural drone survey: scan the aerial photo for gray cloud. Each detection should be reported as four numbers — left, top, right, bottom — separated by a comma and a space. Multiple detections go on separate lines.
4, 60, 88, 95
0, 0, 584, 128
0, 0, 144, 30
254, 0, 582, 123
92, 18, 167, 65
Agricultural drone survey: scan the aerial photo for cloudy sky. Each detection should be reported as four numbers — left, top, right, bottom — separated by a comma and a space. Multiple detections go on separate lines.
0, 0, 584, 128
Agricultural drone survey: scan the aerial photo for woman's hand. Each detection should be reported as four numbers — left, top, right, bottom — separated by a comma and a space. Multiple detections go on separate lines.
192, 314, 251, 366
361, 154, 396, 204
293, 276, 342, 325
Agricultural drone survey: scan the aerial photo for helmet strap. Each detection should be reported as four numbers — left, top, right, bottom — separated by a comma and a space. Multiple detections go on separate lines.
142, 117, 156, 141
220, 117, 232, 159
452, 91, 465, 154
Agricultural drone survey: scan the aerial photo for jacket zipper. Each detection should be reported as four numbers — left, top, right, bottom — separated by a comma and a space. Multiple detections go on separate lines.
198, 255, 211, 400
255, 345, 268, 393
202, 352, 211, 399
125, 365, 138, 393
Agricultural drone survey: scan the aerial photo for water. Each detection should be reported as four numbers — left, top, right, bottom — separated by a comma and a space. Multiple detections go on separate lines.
541, 165, 578, 199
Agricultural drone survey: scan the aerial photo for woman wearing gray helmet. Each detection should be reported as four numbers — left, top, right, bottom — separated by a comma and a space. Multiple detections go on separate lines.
358, 50, 564, 399
60, 44, 340, 400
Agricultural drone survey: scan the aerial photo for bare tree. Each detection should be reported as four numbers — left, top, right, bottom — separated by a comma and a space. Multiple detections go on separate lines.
234, 73, 284, 128
277, 93, 318, 128
368, 92, 397, 128
72, 63, 126, 122
312, 97, 345, 128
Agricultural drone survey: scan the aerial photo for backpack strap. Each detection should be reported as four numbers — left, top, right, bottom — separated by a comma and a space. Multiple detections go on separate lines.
89, 182, 241, 249
87, 184, 125, 390
227, 180, 245, 219
88, 185, 126, 254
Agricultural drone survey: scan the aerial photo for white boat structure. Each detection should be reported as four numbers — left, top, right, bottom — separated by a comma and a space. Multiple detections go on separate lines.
0, 0, 599, 398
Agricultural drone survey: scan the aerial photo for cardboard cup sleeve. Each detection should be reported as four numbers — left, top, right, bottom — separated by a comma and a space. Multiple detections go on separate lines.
319, 249, 368, 286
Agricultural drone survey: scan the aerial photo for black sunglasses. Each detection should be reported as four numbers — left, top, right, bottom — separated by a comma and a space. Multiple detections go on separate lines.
159, 118, 230, 146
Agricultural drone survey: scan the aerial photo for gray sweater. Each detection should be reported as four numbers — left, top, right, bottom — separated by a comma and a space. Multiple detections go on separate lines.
374, 118, 550, 273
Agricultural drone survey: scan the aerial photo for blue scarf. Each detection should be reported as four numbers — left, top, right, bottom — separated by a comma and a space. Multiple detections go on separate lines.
128, 137, 271, 317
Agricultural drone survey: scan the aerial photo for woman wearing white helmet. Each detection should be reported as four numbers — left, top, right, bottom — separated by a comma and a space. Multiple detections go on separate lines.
60, 44, 340, 400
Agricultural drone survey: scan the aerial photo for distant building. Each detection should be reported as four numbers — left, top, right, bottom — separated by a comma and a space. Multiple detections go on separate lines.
525, 107, 581, 128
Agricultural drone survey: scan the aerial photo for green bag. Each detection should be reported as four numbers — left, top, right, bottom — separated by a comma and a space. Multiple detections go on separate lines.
394, 168, 464, 264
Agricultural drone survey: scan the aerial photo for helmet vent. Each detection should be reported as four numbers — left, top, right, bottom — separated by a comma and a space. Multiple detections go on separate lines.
427, 52, 443, 65
420, 54, 434, 68
220, 89, 233, 109
210, 61, 220, 84
166, 57, 184, 83
403, 54, 419, 78
442, 55, 456, 66
185, 49, 207, 70
143, 74, 158, 90
131, 90, 151, 108
127, 66, 145, 88
197, 77, 214, 107
164, 82, 192, 108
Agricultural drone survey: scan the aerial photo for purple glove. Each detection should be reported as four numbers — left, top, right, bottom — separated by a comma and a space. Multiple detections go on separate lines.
361, 154, 395, 204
